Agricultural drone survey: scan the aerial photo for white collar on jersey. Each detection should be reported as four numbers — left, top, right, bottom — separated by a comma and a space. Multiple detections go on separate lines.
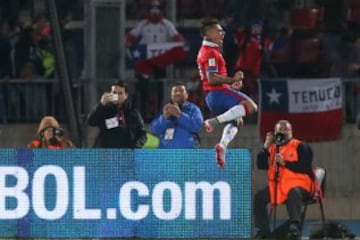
202, 40, 219, 48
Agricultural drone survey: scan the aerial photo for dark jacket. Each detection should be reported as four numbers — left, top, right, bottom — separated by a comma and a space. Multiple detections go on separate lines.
87, 101, 147, 148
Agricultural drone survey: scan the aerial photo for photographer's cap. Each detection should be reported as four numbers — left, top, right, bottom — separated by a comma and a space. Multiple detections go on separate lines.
37, 116, 60, 135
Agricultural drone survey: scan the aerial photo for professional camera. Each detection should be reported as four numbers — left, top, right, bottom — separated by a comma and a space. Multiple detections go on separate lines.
54, 128, 64, 137
274, 132, 286, 146
39, 127, 64, 138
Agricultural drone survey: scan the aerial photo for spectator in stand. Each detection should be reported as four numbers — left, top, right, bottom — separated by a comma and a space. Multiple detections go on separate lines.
125, 0, 185, 59
0, 29, 13, 78
14, 25, 35, 78
60, 0, 85, 79
32, 14, 52, 43
271, 26, 293, 52
125, 0, 186, 121
226, 0, 248, 29
345, 35, 360, 77
221, 16, 239, 76
28, 116, 75, 149
2, 17, 22, 77
37, 39, 55, 78
150, 82, 203, 148
27, 14, 56, 79
268, 26, 294, 77
19, 62, 46, 118
0, 30, 12, 123
233, 19, 272, 99
87, 80, 147, 148
316, 0, 350, 76
341, 34, 360, 123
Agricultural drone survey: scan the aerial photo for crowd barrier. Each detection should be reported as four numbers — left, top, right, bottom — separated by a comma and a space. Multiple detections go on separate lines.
0, 149, 251, 238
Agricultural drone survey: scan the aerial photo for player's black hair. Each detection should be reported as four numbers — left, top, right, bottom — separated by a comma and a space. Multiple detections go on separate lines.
200, 18, 220, 37
112, 80, 129, 93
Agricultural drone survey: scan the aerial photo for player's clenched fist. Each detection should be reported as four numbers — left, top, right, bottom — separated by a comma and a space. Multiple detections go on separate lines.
233, 71, 244, 82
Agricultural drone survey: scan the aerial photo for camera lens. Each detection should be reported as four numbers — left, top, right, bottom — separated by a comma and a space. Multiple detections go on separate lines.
274, 132, 285, 145
54, 128, 64, 137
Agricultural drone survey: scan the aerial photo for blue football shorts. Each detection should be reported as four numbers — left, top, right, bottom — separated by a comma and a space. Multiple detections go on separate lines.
205, 88, 251, 114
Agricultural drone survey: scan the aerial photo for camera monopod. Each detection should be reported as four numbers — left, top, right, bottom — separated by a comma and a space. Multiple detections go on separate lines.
271, 144, 280, 238
270, 132, 285, 238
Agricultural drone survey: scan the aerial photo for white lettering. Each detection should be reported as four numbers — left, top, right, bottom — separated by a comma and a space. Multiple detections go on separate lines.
32, 165, 68, 220
185, 181, 231, 220
152, 182, 182, 220
120, 181, 149, 220
0, 166, 234, 221
0, 167, 29, 219
73, 167, 101, 219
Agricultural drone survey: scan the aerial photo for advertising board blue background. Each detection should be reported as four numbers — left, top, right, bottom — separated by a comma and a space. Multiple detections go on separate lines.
0, 149, 252, 238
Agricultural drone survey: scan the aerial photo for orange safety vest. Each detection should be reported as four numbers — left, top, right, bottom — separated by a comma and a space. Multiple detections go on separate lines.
28, 139, 66, 149
268, 139, 314, 205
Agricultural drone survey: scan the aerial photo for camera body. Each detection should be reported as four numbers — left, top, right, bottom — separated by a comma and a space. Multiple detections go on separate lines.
54, 128, 64, 137
39, 127, 64, 138
274, 132, 286, 146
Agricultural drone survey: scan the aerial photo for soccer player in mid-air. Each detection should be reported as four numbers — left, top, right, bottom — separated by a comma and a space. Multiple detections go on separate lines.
196, 18, 258, 168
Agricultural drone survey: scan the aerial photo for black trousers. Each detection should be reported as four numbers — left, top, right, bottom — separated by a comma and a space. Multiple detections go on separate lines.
254, 186, 311, 232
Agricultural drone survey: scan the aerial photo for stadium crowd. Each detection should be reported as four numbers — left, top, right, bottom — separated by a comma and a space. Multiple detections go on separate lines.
0, 0, 359, 126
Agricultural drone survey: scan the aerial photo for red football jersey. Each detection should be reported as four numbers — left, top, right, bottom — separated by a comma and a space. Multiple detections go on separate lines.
196, 40, 230, 91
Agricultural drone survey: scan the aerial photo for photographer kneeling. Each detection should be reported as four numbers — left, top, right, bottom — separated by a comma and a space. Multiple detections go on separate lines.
28, 116, 75, 149
254, 120, 315, 240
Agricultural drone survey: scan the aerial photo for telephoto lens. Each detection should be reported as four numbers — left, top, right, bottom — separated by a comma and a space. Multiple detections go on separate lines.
274, 132, 285, 146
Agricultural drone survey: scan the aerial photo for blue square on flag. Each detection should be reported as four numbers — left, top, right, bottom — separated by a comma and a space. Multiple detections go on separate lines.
260, 80, 288, 112
126, 44, 147, 68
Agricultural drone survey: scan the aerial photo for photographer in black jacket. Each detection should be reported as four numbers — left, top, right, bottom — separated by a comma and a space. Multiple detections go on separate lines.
87, 80, 147, 148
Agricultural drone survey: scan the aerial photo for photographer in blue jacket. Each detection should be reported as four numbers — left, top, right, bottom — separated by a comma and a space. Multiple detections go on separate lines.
150, 82, 203, 148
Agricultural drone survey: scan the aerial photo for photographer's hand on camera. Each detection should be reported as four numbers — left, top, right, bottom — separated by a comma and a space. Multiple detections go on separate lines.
264, 132, 274, 148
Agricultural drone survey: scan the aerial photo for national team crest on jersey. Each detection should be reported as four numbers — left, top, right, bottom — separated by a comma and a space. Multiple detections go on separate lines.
209, 58, 216, 67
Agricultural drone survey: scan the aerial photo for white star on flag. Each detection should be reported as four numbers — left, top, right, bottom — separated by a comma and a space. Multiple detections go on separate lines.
132, 49, 141, 59
266, 88, 281, 104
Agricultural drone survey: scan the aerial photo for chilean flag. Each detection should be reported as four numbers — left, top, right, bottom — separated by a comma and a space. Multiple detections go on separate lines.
126, 42, 188, 77
259, 78, 343, 142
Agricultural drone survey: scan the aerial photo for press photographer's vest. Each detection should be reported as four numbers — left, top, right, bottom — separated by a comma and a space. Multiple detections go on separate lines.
268, 139, 313, 205
28, 139, 65, 149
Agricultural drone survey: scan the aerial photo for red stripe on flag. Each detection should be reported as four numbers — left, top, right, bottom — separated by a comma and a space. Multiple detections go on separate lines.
259, 109, 342, 142
135, 46, 188, 76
